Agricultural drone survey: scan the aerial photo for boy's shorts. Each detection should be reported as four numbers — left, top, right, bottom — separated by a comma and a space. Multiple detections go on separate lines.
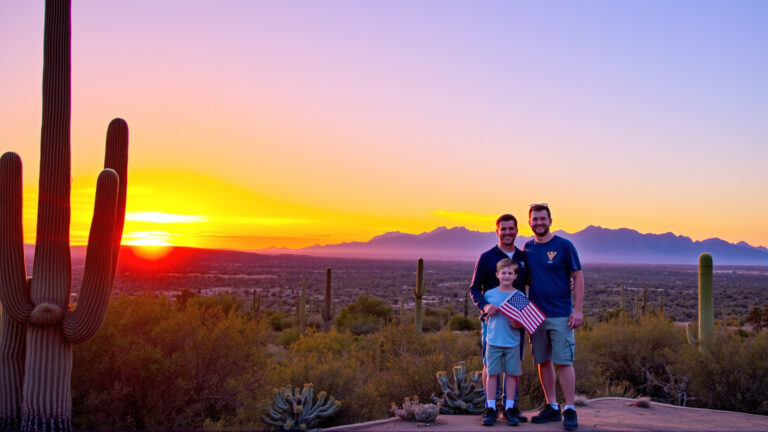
485, 344, 521, 376
482, 320, 526, 366
531, 316, 575, 365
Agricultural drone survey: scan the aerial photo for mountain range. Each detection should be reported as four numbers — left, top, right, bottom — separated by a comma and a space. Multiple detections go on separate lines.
261, 225, 768, 265
21, 226, 768, 266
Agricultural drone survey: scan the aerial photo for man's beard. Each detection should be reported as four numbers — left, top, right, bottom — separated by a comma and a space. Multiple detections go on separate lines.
533, 225, 550, 237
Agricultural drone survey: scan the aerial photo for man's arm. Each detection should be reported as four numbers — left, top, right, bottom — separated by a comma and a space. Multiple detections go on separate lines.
569, 270, 584, 329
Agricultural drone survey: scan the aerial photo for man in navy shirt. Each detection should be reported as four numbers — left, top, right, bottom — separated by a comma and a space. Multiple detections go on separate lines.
524, 204, 584, 431
468, 214, 528, 423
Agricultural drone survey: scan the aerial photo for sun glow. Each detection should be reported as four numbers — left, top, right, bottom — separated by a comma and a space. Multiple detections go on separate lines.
123, 231, 173, 260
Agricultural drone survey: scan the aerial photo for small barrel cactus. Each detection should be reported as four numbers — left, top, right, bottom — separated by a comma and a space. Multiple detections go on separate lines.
262, 384, 341, 431
431, 361, 485, 414
391, 396, 440, 424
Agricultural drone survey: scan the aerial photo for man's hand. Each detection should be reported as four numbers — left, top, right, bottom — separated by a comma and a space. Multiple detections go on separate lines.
509, 320, 521, 329
483, 304, 499, 316
569, 309, 583, 329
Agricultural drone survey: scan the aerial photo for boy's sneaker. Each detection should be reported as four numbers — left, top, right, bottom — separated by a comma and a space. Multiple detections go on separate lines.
481, 407, 497, 426
531, 404, 561, 424
504, 406, 522, 426
563, 408, 578, 430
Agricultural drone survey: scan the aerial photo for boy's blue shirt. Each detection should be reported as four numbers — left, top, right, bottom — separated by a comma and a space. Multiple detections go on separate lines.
484, 287, 522, 348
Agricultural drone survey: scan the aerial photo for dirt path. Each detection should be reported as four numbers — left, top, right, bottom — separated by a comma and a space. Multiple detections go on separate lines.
326, 398, 768, 431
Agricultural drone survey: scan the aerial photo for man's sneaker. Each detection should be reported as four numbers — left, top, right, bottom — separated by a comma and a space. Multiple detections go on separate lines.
481, 407, 497, 426
531, 404, 561, 424
517, 411, 528, 423
563, 408, 578, 430
504, 406, 522, 426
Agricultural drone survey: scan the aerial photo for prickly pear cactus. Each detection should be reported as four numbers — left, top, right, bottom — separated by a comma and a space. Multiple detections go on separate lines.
262, 384, 341, 431
431, 361, 485, 414
0, 1, 128, 431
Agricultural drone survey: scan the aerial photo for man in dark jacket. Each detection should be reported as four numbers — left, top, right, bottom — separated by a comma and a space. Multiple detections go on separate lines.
468, 214, 528, 425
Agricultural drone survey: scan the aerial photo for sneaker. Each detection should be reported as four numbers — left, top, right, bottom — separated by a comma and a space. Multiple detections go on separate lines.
481, 407, 497, 426
518, 411, 528, 423
531, 404, 561, 424
504, 406, 522, 426
563, 408, 578, 430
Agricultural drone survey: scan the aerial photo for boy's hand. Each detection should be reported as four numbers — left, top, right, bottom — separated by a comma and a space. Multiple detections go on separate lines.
483, 304, 499, 316
509, 321, 522, 329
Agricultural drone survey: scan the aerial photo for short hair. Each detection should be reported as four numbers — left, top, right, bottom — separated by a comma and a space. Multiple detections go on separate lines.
528, 204, 551, 219
496, 258, 518, 273
495, 214, 518, 228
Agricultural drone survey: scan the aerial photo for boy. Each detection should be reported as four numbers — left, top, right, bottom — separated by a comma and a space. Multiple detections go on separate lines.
481, 258, 526, 426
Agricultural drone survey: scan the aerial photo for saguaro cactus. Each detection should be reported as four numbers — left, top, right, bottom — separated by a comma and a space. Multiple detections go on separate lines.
297, 280, 307, 335
619, 283, 625, 312
687, 253, 714, 349
0, 1, 128, 431
414, 258, 425, 335
322, 268, 333, 333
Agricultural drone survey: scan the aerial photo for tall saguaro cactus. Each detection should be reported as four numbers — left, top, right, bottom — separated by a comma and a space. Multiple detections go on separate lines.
322, 268, 333, 333
687, 253, 714, 350
297, 280, 307, 335
0, 1, 128, 431
414, 258, 425, 335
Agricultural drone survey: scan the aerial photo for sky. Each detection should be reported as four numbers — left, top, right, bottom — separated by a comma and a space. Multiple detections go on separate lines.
1, 0, 766, 251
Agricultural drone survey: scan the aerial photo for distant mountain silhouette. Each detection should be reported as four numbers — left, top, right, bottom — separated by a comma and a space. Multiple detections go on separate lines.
21, 226, 768, 267
266, 225, 768, 265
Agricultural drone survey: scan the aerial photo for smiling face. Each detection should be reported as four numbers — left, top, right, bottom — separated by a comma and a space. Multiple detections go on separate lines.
496, 266, 517, 288
529, 209, 552, 238
496, 219, 518, 250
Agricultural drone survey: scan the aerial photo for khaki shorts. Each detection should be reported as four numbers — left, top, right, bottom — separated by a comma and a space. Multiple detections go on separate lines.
531, 317, 575, 366
485, 344, 522, 376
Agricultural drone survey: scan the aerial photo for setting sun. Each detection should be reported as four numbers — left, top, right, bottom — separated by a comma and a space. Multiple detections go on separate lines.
122, 231, 173, 260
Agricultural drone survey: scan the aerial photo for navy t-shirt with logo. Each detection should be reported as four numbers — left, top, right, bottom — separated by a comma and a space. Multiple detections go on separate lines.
524, 235, 581, 318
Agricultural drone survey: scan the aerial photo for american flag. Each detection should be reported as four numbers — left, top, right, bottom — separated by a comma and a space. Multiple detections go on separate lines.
499, 290, 546, 334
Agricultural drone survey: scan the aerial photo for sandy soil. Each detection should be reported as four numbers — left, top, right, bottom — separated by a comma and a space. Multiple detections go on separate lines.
325, 398, 768, 431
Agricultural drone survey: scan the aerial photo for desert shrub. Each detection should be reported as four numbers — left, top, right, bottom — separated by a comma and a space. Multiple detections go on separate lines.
576, 314, 685, 402
271, 330, 368, 426
448, 315, 479, 331
267, 310, 293, 331
422, 314, 444, 332
680, 331, 768, 413
72, 295, 271, 430
335, 296, 392, 335
363, 326, 481, 415
276, 327, 301, 346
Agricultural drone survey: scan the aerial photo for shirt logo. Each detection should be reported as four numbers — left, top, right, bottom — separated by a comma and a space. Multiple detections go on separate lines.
547, 251, 557, 263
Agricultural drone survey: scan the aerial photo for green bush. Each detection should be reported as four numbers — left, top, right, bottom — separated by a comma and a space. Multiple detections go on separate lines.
448, 315, 480, 331
681, 331, 768, 413
335, 296, 392, 335
576, 314, 685, 402
72, 295, 271, 430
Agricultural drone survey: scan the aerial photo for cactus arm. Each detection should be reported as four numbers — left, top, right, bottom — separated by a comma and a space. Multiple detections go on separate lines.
32, 0, 73, 309
62, 169, 118, 343
0, 152, 33, 322
103, 118, 129, 286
